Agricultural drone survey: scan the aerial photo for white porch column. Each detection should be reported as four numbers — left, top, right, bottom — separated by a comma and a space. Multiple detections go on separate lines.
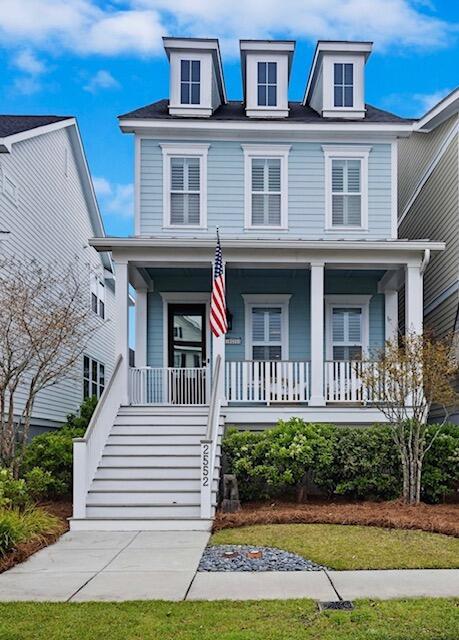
115, 259, 129, 405
211, 260, 226, 405
135, 288, 148, 368
384, 290, 399, 343
310, 261, 325, 406
405, 265, 424, 335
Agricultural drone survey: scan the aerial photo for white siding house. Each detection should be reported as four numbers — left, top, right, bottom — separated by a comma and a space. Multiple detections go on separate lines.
0, 116, 116, 433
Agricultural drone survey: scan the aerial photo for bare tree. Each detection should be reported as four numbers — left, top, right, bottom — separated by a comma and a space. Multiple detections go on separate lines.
0, 258, 101, 471
360, 332, 458, 504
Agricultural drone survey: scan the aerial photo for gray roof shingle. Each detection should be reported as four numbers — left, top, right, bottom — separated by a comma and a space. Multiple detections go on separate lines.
0, 115, 72, 138
119, 99, 412, 124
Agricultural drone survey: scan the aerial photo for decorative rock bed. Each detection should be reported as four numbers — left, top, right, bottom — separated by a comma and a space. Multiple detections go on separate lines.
198, 545, 328, 572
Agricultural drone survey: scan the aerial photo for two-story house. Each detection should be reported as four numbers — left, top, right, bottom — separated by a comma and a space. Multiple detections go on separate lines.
398, 88, 459, 423
72, 38, 444, 531
0, 115, 116, 435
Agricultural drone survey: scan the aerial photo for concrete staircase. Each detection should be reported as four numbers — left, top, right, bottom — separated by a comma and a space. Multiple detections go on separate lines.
72, 406, 223, 531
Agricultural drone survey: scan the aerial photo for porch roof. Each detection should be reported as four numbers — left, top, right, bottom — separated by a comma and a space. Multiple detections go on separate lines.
90, 236, 445, 254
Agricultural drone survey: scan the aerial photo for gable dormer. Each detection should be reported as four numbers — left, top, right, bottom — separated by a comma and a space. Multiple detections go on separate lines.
304, 41, 372, 119
163, 37, 226, 117
240, 40, 295, 118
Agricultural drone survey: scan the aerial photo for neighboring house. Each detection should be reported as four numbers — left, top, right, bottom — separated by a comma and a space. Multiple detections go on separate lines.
398, 89, 459, 423
0, 115, 116, 434
72, 38, 444, 530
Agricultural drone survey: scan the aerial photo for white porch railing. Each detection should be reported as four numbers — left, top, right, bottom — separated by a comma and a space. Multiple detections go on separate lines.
73, 354, 124, 519
324, 360, 379, 403
201, 355, 222, 520
225, 361, 310, 404
129, 366, 208, 405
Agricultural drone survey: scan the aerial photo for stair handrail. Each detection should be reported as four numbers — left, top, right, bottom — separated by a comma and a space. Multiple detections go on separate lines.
72, 354, 124, 520
200, 354, 222, 519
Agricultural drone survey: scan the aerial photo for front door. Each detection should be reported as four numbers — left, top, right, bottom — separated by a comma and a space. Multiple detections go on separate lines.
167, 304, 207, 403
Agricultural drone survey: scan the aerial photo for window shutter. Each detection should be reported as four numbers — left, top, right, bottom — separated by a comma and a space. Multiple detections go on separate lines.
268, 308, 282, 341
331, 158, 361, 226
251, 158, 281, 226
347, 309, 362, 342
332, 310, 345, 342
252, 308, 266, 342
170, 157, 200, 225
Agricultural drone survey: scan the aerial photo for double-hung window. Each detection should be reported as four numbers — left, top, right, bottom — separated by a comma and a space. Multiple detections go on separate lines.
91, 275, 105, 319
180, 59, 200, 105
257, 62, 277, 107
243, 145, 290, 229
331, 308, 363, 361
162, 144, 208, 228
251, 307, 283, 361
323, 146, 370, 230
325, 295, 370, 362
251, 158, 281, 226
334, 63, 353, 107
170, 157, 200, 225
83, 356, 105, 399
331, 159, 361, 226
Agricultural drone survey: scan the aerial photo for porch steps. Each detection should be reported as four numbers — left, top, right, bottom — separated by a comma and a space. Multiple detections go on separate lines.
73, 405, 224, 530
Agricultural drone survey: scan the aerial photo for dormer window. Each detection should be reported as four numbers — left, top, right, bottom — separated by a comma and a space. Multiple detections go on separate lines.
257, 62, 277, 107
334, 63, 353, 108
181, 60, 200, 105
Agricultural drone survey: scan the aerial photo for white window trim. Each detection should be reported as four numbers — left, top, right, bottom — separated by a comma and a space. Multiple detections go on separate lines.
322, 145, 371, 232
325, 294, 371, 360
242, 144, 290, 230
242, 293, 291, 360
160, 143, 209, 230
83, 354, 105, 400
90, 273, 106, 320
332, 61, 355, 109
257, 61, 277, 107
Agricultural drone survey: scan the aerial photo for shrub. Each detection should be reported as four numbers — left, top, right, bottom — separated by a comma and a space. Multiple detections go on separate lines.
423, 423, 459, 503
224, 419, 336, 501
315, 426, 402, 500
24, 468, 59, 502
0, 468, 30, 509
21, 396, 97, 499
223, 420, 459, 504
0, 507, 62, 557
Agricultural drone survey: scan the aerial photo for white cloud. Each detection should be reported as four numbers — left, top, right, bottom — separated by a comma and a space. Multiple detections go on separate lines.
412, 88, 453, 113
382, 86, 453, 117
14, 49, 47, 75
84, 70, 120, 93
11, 76, 42, 95
94, 177, 134, 219
0, 0, 456, 61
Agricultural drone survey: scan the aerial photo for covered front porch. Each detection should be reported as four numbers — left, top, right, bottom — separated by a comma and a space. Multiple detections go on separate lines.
92, 237, 441, 424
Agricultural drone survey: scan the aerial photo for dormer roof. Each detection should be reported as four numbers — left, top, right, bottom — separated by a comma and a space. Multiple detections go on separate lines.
239, 39, 295, 101
163, 37, 227, 105
303, 40, 372, 106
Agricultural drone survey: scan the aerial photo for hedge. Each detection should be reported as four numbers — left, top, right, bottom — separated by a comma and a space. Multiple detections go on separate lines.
223, 419, 459, 503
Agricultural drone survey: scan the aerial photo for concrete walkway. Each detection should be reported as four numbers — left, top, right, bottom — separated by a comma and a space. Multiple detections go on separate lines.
0, 531, 458, 602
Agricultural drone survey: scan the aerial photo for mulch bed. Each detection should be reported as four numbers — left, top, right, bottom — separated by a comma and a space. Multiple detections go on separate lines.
0, 501, 71, 574
214, 500, 459, 537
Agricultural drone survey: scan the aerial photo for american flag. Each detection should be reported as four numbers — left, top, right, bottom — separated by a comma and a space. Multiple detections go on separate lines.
210, 231, 228, 337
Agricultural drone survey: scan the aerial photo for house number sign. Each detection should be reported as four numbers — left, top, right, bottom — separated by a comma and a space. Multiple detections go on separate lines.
202, 442, 210, 487
225, 337, 242, 345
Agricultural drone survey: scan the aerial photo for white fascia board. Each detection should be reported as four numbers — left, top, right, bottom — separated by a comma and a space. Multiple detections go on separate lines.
89, 236, 445, 253
240, 40, 295, 53
119, 118, 413, 136
414, 87, 459, 132
0, 118, 75, 149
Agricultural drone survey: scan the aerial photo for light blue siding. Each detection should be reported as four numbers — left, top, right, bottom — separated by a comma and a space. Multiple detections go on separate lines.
146, 268, 385, 366
140, 139, 392, 239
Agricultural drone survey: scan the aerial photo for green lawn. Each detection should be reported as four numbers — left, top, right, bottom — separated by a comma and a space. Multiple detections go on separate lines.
0, 600, 457, 640
211, 524, 459, 570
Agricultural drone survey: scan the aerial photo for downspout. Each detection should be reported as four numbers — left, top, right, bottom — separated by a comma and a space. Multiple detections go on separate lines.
420, 249, 430, 275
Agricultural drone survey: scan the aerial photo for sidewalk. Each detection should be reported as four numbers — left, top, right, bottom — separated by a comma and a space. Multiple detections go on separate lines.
0, 531, 458, 602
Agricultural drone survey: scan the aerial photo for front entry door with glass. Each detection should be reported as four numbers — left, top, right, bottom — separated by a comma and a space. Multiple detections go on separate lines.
167, 304, 207, 404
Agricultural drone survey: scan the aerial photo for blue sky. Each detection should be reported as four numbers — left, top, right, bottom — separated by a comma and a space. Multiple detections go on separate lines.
0, 0, 458, 238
